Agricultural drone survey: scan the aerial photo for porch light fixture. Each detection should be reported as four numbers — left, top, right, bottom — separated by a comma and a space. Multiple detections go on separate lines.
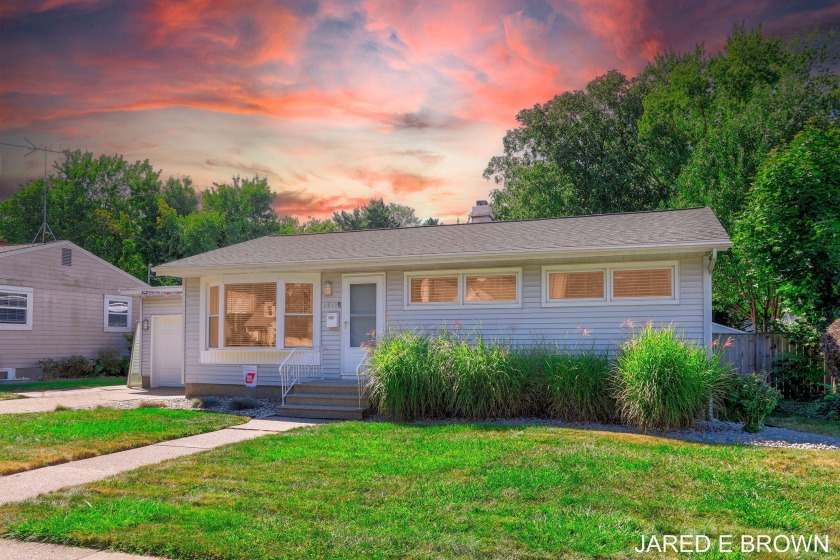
322, 281, 333, 297
142, 318, 150, 331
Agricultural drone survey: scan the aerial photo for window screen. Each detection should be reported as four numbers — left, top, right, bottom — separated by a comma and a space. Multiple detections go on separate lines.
409, 276, 458, 303
224, 283, 276, 347
613, 268, 673, 298
0, 290, 28, 325
548, 271, 605, 300
465, 274, 517, 302
284, 283, 313, 347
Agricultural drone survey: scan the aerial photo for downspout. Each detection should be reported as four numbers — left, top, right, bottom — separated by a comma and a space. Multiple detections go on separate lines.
707, 248, 718, 421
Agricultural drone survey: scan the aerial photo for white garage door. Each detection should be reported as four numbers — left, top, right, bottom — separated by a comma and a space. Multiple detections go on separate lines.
151, 315, 183, 387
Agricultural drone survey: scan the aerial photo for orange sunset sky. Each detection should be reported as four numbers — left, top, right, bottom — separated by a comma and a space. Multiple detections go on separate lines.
1, 0, 837, 222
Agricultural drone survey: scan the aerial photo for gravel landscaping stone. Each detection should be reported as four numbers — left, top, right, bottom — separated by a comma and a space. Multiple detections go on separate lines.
101, 396, 282, 418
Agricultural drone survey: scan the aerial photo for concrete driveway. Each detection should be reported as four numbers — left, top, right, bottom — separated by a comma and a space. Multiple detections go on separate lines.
0, 386, 184, 414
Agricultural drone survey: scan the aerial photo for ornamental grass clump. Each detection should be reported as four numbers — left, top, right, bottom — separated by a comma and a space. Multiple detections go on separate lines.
539, 349, 616, 423
615, 326, 729, 431
367, 331, 539, 420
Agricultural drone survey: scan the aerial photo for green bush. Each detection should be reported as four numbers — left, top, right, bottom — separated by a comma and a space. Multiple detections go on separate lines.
771, 351, 825, 400
615, 326, 729, 431
228, 397, 261, 411
367, 331, 617, 421
816, 393, 840, 421
38, 356, 95, 379
726, 373, 782, 433
538, 349, 616, 422
192, 396, 221, 409
95, 348, 126, 376
368, 331, 538, 420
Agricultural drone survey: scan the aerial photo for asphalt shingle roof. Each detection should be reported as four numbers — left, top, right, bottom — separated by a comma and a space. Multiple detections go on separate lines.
155, 207, 731, 273
0, 243, 43, 255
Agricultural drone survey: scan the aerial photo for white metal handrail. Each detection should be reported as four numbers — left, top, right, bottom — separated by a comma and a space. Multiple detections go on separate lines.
279, 347, 322, 406
355, 350, 371, 410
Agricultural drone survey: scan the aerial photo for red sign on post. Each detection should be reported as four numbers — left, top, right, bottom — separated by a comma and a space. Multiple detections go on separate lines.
243, 365, 258, 388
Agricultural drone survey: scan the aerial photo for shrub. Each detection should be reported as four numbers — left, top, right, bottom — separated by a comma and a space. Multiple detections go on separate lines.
192, 396, 221, 409
368, 331, 541, 420
95, 348, 126, 376
54, 404, 70, 411
227, 397, 261, 411
538, 349, 616, 423
771, 351, 824, 400
137, 400, 167, 408
38, 356, 94, 379
726, 373, 782, 433
615, 326, 729, 431
816, 393, 840, 421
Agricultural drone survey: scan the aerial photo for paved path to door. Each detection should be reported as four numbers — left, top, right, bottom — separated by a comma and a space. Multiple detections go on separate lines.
0, 386, 184, 414
0, 416, 320, 506
0, 539, 166, 560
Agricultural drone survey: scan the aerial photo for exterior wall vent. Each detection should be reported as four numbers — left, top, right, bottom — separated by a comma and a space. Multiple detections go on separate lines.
62, 247, 72, 266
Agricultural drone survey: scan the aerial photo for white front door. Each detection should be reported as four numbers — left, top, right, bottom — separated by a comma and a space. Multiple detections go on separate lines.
151, 315, 183, 387
341, 274, 385, 375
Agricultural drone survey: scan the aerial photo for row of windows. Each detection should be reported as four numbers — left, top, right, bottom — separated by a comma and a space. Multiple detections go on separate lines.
206, 282, 314, 349
0, 285, 132, 331
405, 264, 676, 307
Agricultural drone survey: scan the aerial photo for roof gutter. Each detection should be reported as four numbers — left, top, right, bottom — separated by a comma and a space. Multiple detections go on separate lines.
154, 240, 734, 278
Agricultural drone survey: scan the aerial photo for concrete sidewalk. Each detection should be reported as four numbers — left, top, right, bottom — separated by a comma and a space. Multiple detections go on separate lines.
0, 386, 184, 414
0, 416, 319, 505
0, 539, 165, 560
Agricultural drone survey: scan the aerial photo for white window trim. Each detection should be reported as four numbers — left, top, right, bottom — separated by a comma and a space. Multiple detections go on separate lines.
404, 268, 522, 310
0, 284, 33, 331
542, 261, 680, 307
199, 273, 321, 353
104, 294, 133, 333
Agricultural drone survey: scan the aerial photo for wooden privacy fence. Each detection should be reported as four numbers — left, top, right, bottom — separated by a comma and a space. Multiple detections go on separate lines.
713, 332, 836, 396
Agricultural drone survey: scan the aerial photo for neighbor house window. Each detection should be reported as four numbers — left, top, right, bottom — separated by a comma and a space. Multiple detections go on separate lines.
465, 274, 517, 302
224, 283, 276, 347
0, 285, 33, 330
284, 283, 313, 347
409, 276, 458, 304
548, 271, 605, 301
104, 295, 132, 332
613, 268, 673, 298
208, 285, 220, 348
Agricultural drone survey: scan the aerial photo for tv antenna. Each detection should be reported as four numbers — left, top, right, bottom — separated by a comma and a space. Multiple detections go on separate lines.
0, 138, 65, 243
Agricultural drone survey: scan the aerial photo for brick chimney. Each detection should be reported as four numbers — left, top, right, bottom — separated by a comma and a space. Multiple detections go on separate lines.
468, 200, 493, 223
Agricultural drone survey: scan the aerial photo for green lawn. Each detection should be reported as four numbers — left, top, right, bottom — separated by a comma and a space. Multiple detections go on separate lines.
765, 412, 840, 438
0, 407, 246, 475
1, 422, 837, 559
0, 377, 127, 393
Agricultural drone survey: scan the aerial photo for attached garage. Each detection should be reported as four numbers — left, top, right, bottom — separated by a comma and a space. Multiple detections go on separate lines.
121, 286, 184, 388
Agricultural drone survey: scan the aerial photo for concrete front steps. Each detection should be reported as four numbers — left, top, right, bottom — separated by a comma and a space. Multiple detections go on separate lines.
277, 378, 369, 420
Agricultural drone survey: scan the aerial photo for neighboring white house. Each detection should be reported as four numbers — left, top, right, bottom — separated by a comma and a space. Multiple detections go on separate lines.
153, 206, 733, 412
0, 240, 147, 379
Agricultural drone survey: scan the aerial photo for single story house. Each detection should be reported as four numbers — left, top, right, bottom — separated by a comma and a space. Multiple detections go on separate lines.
119, 286, 184, 389
154, 206, 732, 417
0, 240, 146, 380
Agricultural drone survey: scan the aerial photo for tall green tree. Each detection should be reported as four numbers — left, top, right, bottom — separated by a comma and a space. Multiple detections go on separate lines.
485, 70, 672, 219
202, 175, 279, 245
737, 123, 840, 328
161, 176, 199, 217
332, 198, 424, 230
